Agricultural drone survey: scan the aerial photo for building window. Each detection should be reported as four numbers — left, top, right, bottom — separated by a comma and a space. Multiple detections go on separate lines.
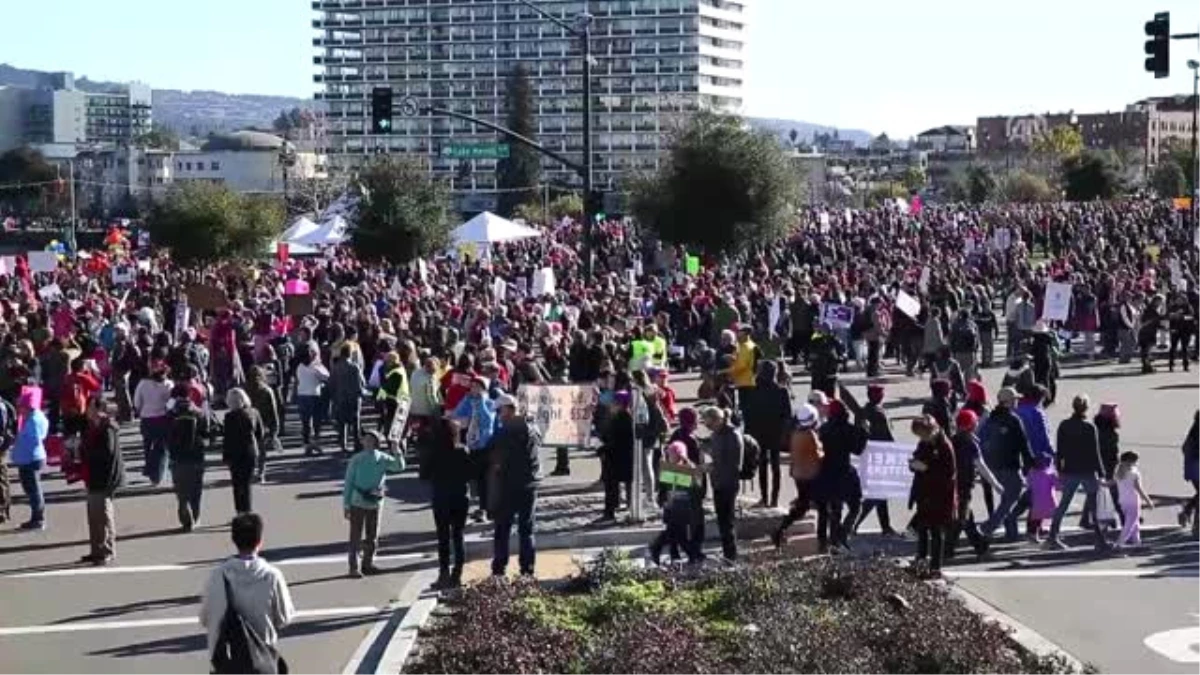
211, 161, 220, 171
185, 162, 192, 170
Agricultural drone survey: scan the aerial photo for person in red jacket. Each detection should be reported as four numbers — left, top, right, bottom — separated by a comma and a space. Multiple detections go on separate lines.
61, 358, 102, 439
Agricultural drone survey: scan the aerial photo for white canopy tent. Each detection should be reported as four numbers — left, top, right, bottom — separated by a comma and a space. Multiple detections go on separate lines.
290, 215, 350, 247
452, 211, 542, 244
280, 216, 319, 243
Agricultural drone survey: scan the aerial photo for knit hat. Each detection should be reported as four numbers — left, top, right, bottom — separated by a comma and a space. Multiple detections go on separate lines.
955, 409, 979, 432
966, 380, 988, 404
866, 383, 884, 404
826, 398, 847, 419
997, 387, 1018, 406
678, 407, 698, 431
1098, 403, 1120, 423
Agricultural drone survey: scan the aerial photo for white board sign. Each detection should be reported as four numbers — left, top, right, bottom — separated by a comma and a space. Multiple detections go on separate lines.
111, 264, 136, 286
1041, 281, 1072, 322
0, 256, 13, 275
895, 290, 921, 319
851, 441, 915, 500
531, 267, 555, 297
491, 277, 507, 304
992, 227, 1012, 251
27, 251, 58, 274
37, 283, 63, 301
516, 384, 597, 447
918, 266, 931, 293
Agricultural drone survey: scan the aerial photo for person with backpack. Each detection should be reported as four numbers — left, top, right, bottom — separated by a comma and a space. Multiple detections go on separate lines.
772, 403, 824, 549
200, 512, 295, 674
702, 406, 744, 562
167, 386, 218, 532
949, 308, 980, 381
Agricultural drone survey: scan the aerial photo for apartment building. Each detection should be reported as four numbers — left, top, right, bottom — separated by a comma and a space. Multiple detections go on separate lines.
312, 0, 751, 197
0, 72, 154, 155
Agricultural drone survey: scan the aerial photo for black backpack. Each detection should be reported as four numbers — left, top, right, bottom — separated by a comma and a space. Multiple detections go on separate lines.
211, 573, 283, 675
739, 432, 761, 480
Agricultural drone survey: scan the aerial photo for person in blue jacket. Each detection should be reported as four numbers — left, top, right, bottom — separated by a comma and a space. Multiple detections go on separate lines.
13, 390, 49, 530
1015, 384, 1055, 462
454, 376, 497, 522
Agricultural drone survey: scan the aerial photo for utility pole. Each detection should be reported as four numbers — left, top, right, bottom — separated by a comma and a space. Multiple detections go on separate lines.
1189, 60, 1199, 227
67, 158, 77, 254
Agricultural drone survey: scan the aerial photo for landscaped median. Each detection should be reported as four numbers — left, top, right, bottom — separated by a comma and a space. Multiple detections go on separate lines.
405, 550, 1086, 674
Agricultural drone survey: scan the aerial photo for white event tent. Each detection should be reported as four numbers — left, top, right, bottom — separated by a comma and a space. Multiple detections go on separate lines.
280, 216, 319, 243
289, 215, 350, 247
451, 212, 542, 245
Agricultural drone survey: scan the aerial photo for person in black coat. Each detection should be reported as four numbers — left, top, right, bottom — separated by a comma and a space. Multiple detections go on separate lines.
745, 361, 791, 507
222, 388, 264, 515
167, 388, 218, 531
81, 398, 124, 565
841, 383, 898, 537
598, 391, 635, 521
815, 400, 867, 550
420, 413, 471, 589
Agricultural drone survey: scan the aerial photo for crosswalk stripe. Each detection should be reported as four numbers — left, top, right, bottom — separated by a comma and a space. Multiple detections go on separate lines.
0, 606, 383, 637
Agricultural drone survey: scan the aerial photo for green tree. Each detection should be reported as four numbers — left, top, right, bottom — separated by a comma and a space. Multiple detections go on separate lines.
1031, 125, 1084, 161
1162, 139, 1197, 197
1062, 150, 1123, 201
0, 146, 61, 215
866, 182, 908, 206
495, 64, 540, 217
136, 124, 180, 150
900, 165, 926, 192
996, 170, 1055, 203
966, 165, 996, 204
1150, 160, 1187, 198
548, 193, 583, 221
146, 182, 284, 263
630, 111, 797, 254
352, 157, 452, 263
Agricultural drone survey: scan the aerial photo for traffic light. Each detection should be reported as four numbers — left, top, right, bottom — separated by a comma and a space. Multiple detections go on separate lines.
371, 87, 393, 134
1144, 12, 1170, 79
585, 189, 605, 222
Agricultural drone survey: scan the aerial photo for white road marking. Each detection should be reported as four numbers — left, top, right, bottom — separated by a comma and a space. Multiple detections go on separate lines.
1144, 616, 1200, 664
2, 552, 428, 579
342, 567, 439, 675
946, 567, 1198, 579
0, 606, 382, 637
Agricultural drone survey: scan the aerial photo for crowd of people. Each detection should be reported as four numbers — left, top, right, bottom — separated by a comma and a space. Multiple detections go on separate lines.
0, 197, 1195, 597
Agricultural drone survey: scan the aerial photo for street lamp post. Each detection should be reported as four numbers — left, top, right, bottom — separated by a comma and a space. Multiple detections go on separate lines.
1189, 59, 1199, 228
514, 0, 595, 277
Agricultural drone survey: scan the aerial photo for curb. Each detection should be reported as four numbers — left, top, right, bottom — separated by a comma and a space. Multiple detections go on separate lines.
945, 583, 1087, 673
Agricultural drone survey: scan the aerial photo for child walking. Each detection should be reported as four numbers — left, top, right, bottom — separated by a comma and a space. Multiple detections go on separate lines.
1113, 451, 1154, 548
1026, 455, 1058, 543
647, 441, 703, 565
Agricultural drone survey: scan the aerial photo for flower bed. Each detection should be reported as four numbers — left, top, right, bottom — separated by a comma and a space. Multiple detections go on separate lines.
407, 551, 1083, 674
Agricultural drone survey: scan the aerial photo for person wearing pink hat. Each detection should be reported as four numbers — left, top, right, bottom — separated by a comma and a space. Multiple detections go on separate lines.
12, 388, 49, 530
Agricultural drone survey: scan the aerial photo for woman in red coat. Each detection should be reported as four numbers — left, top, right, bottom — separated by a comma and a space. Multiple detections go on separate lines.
909, 415, 957, 575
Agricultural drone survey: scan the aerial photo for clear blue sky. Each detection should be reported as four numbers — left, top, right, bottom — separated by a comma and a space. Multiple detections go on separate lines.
3, 0, 1198, 137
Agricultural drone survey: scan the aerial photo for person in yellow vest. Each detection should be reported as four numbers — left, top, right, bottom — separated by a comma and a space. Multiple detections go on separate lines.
629, 327, 653, 372
376, 352, 410, 447
644, 325, 668, 371
725, 324, 759, 422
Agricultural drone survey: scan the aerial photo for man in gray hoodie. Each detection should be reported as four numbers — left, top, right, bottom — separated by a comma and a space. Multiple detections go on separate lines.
199, 513, 295, 666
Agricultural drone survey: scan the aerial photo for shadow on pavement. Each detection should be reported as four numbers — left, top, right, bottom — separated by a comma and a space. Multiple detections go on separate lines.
0, 526, 186, 558
52, 594, 199, 625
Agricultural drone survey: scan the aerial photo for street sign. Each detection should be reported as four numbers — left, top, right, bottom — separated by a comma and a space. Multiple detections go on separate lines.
398, 96, 420, 117
441, 143, 510, 160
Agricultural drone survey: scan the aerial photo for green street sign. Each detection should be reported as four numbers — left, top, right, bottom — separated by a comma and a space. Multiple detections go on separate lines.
441, 143, 510, 160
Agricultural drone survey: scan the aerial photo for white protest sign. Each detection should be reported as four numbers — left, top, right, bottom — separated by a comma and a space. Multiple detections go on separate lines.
491, 277, 507, 304
918, 266, 931, 293
416, 259, 429, 283
37, 283, 63, 301
111, 263, 136, 286
174, 298, 190, 344
851, 441, 915, 500
517, 384, 597, 447
992, 227, 1012, 251
626, 268, 637, 300
895, 290, 921, 319
136, 259, 151, 272
1041, 281, 1072, 321
818, 211, 831, 233
0, 256, 13, 275
531, 267, 555, 297
27, 251, 58, 274
515, 277, 529, 297
820, 303, 854, 330
768, 295, 782, 337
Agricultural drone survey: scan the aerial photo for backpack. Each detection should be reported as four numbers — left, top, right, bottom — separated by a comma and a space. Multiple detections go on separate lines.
62, 375, 90, 417
739, 432, 761, 480
211, 573, 283, 675
789, 428, 824, 481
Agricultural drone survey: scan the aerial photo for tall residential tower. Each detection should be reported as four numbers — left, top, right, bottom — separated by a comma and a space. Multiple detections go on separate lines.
313, 0, 749, 202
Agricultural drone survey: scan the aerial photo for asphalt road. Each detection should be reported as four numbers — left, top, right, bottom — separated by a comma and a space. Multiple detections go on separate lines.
0, 351, 1197, 673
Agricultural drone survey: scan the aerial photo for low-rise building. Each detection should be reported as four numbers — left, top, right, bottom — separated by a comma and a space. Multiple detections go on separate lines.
914, 125, 975, 153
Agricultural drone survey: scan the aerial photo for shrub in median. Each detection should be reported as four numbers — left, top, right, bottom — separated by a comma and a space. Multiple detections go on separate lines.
407, 551, 1082, 674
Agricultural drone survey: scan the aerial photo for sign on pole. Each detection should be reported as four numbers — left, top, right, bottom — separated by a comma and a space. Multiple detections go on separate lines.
895, 290, 921, 319
1040, 281, 1072, 321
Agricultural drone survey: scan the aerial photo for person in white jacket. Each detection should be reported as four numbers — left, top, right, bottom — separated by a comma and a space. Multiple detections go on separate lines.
199, 513, 295, 662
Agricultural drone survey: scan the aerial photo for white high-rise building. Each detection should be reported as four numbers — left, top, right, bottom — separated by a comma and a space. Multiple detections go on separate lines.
313, 0, 749, 200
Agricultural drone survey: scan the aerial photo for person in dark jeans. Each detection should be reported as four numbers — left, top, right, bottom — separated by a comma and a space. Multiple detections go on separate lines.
1045, 395, 1111, 551
489, 395, 542, 576
702, 407, 743, 562
744, 361, 790, 508
222, 388, 264, 515
167, 388, 217, 531
842, 383, 898, 537
598, 392, 634, 521
979, 387, 1035, 540
420, 414, 471, 589
815, 400, 867, 550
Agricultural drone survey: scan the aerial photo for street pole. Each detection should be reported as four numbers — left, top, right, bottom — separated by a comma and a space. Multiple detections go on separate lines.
582, 20, 594, 279
1190, 62, 1199, 228
67, 159, 77, 254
